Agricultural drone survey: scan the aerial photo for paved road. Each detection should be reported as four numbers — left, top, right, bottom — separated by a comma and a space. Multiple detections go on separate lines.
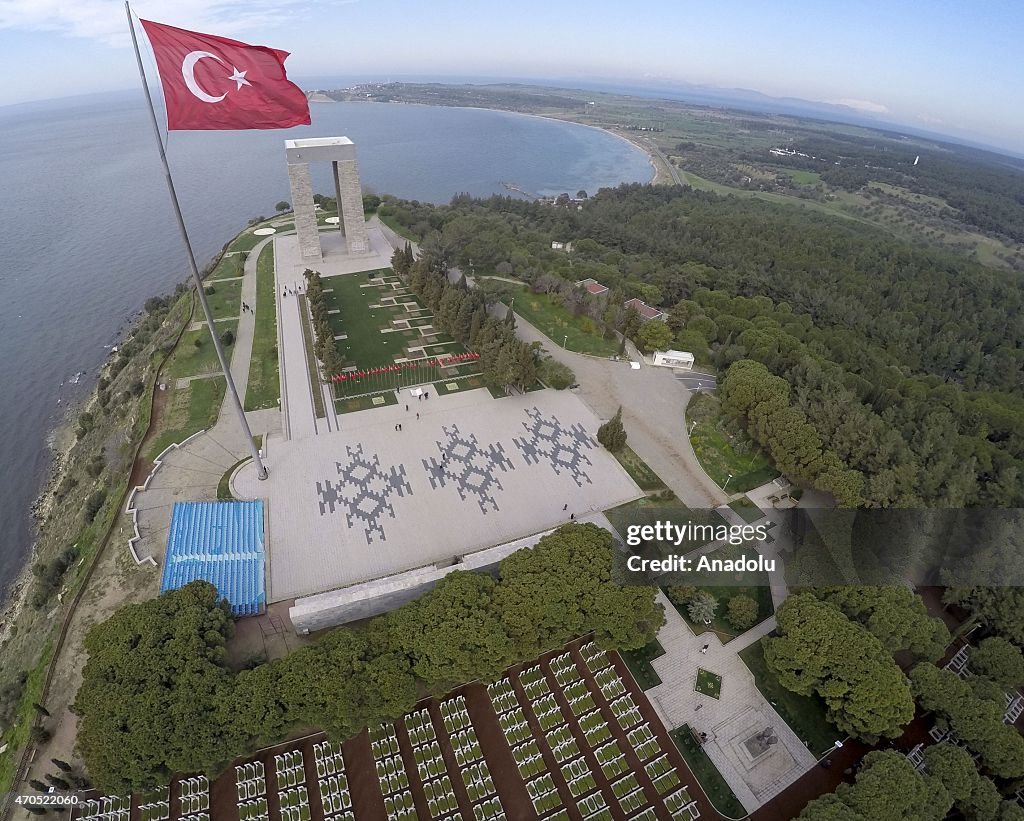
506, 312, 726, 508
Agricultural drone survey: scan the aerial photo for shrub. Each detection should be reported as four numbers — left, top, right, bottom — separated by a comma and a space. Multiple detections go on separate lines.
85, 454, 105, 478
688, 591, 718, 623
597, 407, 627, 451
193, 337, 203, 348
204, 285, 216, 296
666, 586, 698, 606
83, 489, 107, 523
221, 329, 235, 347
538, 358, 576, 390
727, 594, 760, 630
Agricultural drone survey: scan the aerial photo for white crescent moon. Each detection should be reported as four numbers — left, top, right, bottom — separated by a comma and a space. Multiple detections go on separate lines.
181, 51, 227, 103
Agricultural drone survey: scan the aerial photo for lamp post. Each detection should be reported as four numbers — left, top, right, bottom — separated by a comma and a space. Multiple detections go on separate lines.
723, 473, 734, 491
563, 334, 568, 348
688, 420, 696, 436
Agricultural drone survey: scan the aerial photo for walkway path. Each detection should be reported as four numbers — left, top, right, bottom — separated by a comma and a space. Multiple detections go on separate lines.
645, 591, 816, 813
274, 244, 319, 441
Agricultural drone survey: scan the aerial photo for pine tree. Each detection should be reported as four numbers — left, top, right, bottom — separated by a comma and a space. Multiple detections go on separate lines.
597, 407, 627, 452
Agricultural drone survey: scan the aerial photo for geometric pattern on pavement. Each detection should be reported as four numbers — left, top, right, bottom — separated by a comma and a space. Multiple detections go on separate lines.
315, 444, 411, 543
512, 406, 595, 487
422, 424, 514, 514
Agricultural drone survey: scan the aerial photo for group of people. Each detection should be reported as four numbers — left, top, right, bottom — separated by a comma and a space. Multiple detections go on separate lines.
241, 301, 252, 313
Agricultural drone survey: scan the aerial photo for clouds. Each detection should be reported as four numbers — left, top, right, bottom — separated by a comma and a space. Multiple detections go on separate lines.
0, 0, 343, 45
828, 98, 890, 114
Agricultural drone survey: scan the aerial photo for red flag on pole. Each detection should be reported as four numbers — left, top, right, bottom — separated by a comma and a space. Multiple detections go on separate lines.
139, 19, 310, 130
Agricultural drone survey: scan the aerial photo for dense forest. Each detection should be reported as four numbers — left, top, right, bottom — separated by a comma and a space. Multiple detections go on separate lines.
380, 184, 1024, 507
765, 132, 1024, 244
73, 525, 662, 792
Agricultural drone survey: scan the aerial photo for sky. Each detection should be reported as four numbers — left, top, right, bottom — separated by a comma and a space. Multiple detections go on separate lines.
0, 0, 1020, 152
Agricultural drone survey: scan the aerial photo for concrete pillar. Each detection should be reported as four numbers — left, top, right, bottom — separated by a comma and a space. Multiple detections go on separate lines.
286, 161, 322, 262
334, 158, 370, 254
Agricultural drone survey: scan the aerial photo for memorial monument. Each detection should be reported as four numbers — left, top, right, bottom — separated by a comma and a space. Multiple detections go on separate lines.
285, 136, 370, 262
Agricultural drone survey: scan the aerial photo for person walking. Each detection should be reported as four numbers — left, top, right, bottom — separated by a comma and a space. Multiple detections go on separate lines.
570, 513, 575, 520
563, 503, 568, 511
405, 404, 409, 412
701, 644, 709, 654
416, 413, 420, 420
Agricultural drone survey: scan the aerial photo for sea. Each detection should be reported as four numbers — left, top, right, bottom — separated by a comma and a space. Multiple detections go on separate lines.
0, 92, 652, 599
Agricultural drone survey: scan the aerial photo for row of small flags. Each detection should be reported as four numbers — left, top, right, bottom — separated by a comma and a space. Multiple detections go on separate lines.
332, 352, 481, 382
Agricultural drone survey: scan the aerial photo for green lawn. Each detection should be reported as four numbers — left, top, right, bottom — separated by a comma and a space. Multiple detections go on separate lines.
605, 497, 724, 554
321, 271, 481, 397
146, 377, 225, 460
168, 320, 240, 380
669, 727, 746, 819
739, 639, 840, 756
613, 445, 667, 491
201, 278, 243, 319
665, 545, 775, 641
206, 252, 244, 281
687, 394, 779, 492
244, 244, 280, 411
297, 295, 326, 419
378, 213, 419, 241
728, 496, 766, 523
336, 391, 398, 414
617, 640, 665, 690
695, 668, 722, 699
433, 375, 487, 395
228, 229, 275, 253
509, 287, 619, 356
789, 170, 822, 185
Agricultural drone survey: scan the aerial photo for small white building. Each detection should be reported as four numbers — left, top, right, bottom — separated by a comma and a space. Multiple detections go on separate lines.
652, 350, 694, 370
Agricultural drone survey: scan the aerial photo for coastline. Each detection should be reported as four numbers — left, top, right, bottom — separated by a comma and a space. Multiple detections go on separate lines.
320, 98, 660, 188
460, 104, 660, 186
0, 412, 78, 647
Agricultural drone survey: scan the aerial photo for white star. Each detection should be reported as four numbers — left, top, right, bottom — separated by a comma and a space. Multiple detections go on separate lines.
228, 67, 251, 91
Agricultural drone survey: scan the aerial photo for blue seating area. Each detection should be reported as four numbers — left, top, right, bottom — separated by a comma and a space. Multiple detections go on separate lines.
160, 501, 266, 616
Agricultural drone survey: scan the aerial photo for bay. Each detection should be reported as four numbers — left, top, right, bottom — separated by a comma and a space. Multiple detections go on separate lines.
0, 93, 652, 596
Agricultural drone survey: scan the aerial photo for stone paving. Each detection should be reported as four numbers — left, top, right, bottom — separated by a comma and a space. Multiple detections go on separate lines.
233, 388, 643, 602
644, 590, 818, 814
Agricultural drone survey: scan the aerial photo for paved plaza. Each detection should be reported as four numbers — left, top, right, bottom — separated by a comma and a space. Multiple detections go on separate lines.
234, 388, 643, 601
644, 591, 820, 813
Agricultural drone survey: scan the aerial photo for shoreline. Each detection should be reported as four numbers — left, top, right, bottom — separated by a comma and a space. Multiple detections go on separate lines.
0, 412, 78, 646
322, 98, 660, 188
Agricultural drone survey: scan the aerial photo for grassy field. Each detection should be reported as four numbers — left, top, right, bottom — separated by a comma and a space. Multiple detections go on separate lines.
687, 395, 779, 492
613, 445, 668, 491
146, 377, 225, 460
201, 278, 243, 318
618, 640, 665, 690
243, 245, 280, 411
669, 727, 746, 819
378, 213, 419, 241
510, 287, 619, 356
297, 295, 326, 419
728, 496, 766, 523
322, 271, 481, 397
336, 391, 398, 414
433, 375, 487, 395
206, 252, 245, 281
739, 639, 839, 756
789, 169, 822, 185
168, 321, 240, 380
605, 497, 723, 551
695, 668, 722, 699
667, 545, 775, 642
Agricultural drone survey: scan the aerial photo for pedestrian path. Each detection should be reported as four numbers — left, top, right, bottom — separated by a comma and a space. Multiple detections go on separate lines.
644, 591, 816, 813
275, 251, 319, 441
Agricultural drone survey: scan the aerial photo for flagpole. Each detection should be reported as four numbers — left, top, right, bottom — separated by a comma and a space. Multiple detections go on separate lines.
125, 2, 267, 480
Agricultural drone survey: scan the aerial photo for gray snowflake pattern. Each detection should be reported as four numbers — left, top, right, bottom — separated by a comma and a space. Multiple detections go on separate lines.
422, 424, 514, 513
513, 407, 595, 486
315, 444, 411, 543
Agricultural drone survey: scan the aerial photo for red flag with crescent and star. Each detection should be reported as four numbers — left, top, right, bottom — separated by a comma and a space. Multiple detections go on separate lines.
139, 19, 310, 131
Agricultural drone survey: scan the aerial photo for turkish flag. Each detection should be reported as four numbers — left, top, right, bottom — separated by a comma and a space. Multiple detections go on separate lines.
139, 19, 310, 131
